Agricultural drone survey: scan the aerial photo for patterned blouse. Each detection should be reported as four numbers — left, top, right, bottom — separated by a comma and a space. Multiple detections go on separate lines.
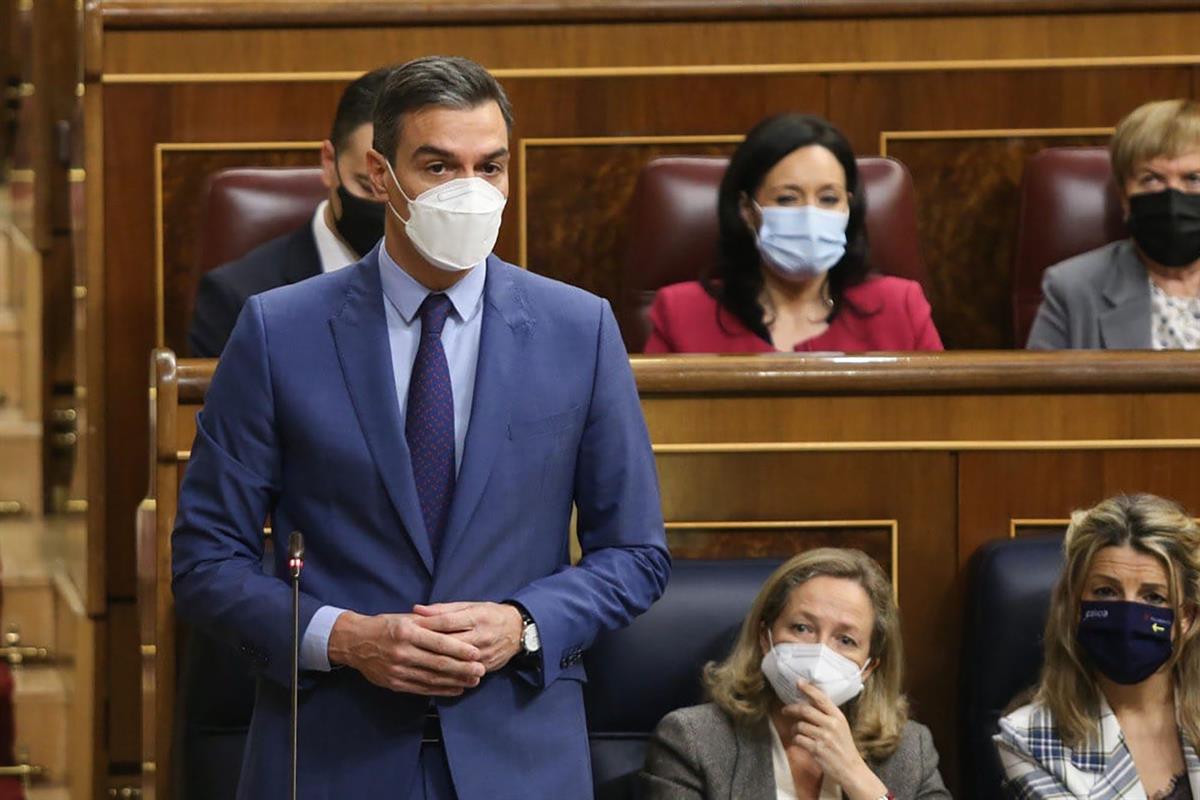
1150, 279, 1200, 350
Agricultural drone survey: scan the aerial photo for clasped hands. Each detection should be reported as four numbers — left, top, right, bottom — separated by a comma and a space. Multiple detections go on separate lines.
327, 602, 524, 696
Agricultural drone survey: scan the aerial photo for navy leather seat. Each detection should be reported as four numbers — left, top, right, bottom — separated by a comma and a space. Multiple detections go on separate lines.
960, 534, 1065, 800
585, 558, 783, 800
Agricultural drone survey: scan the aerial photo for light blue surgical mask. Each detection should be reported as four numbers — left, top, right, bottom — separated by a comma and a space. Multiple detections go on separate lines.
754, 203, 849, 280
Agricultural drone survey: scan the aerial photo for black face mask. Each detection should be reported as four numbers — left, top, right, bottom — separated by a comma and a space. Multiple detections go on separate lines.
333, 182, 386, 258
1127, 188, 1200, 268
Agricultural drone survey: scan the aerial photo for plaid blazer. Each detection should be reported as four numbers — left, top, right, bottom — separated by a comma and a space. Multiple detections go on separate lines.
995, 699, 1200, 799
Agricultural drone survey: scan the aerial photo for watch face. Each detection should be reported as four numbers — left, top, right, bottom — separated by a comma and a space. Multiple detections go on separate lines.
522, 623, 541, 653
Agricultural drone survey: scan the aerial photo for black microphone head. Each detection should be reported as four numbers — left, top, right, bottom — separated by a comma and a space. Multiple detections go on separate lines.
288, 531, 305, 560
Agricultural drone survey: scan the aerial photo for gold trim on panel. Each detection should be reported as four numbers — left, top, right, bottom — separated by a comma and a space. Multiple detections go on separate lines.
73, 285, 87, 300
1008, 515, 1200, 538
518, 134, 742, 266
665, 519, 900, 596
69, 168, 87, 183
1009, 518, 1069, 539
154, 144, 164, 346
17, 83, 33, 99
7, 169, 34, 184
100, 54, 1200, 84
880, 126, 1114, 157
153, 141, 324, 347
176, 451, 190, 462
140, 644, 157, 657
653, 438, 1200, 454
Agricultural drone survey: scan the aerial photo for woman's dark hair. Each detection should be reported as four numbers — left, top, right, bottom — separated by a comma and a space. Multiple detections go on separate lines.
706, 113, 870, 343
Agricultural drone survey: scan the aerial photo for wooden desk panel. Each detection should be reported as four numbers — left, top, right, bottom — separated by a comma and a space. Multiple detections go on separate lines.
137, 351, 1200, 798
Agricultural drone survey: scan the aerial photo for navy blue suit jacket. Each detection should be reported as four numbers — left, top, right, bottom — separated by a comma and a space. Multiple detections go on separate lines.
171, 250, 671, 799
188, 225, 323, 358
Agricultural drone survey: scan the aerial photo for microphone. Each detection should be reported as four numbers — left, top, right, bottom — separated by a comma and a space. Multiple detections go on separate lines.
288, 531, 305, 800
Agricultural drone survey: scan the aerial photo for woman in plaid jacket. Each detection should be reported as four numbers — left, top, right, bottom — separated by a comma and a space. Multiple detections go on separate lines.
995, 494, 1200, 800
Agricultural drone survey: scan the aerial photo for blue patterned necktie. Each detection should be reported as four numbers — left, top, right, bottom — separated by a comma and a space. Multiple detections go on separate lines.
406, 293, 456, 559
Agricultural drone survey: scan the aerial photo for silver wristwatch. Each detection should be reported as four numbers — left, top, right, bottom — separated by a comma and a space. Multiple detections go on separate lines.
519, 610, 541, 655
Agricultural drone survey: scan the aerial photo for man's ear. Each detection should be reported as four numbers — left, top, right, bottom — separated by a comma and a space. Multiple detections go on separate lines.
365, 149, 393, 203
319, 140, 338, 192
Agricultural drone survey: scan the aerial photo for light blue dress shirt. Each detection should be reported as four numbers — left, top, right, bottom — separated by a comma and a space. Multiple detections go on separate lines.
299, 246, 486, 671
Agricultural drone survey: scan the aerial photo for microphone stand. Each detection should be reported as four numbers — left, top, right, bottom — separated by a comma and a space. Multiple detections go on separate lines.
288, 532, 305, 800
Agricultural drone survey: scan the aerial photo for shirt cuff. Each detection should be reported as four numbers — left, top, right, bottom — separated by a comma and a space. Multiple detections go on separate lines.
300, 605, 346, 672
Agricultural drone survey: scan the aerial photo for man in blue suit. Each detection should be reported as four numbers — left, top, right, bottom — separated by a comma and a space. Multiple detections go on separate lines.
171, 56, 671, 800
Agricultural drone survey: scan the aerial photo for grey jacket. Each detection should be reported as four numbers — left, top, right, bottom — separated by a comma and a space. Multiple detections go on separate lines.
1026, 239, 1152, 349
638, 703, 951, 800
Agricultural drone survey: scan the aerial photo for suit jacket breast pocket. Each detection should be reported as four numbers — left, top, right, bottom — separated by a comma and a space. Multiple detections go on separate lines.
507, 405, 584, 441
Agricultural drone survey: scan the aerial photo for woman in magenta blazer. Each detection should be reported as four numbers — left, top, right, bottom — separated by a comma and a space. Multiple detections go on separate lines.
645, 114, 943, 353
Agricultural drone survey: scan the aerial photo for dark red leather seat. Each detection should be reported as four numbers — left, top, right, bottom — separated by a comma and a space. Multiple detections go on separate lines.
1011, 147, 1127, 347
621, 156, 926, 351
197, 167, 327, 274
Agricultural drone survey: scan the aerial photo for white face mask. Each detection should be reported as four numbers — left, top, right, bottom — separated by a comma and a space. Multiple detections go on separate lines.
760, 632, 869, 707
383, 161, 507, 272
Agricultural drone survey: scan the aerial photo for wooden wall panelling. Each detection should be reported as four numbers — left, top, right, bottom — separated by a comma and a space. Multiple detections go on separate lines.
90, 1, 1200, 29
522, 139, 738, 306
96, 11, 1200, 75
834, 66, 1196, 347
957, 450, 1200, 568
886, 132, 1110, 348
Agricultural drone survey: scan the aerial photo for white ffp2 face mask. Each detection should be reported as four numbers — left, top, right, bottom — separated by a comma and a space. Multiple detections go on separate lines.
760, 633, 868, 707
384, 161, 507, 272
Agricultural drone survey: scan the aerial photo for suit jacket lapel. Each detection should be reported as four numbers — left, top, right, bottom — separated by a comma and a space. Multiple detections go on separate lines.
329, 256, 435, 575
1091, 700, 1145, 800
433, 258, 531, 576
1099, 241, 1152, 349
731, 719, 777, 800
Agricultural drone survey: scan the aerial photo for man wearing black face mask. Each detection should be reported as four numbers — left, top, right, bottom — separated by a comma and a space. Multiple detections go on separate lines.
188, 66, 391, 357
1028, 99, 1200, 350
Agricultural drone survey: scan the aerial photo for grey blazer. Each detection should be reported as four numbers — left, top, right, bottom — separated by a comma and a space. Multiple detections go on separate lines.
638, 703, 952, 800
1025, 239, 1152, 350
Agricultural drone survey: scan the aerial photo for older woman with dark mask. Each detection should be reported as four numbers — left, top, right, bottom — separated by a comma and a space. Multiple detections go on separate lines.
1028, 100, 1200, 349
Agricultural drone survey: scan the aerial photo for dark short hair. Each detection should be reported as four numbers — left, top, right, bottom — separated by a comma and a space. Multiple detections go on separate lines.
707, 113, 870, 344
372, 55, 514, 163
330, 66, 393, 154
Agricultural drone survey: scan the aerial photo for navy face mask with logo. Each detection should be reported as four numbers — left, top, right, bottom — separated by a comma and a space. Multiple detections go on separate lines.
1077, 600, 1174, 685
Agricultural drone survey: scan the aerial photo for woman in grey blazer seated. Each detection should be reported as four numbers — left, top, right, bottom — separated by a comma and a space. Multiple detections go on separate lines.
1028, 99, 1200, 349
639, 548, 950, 800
